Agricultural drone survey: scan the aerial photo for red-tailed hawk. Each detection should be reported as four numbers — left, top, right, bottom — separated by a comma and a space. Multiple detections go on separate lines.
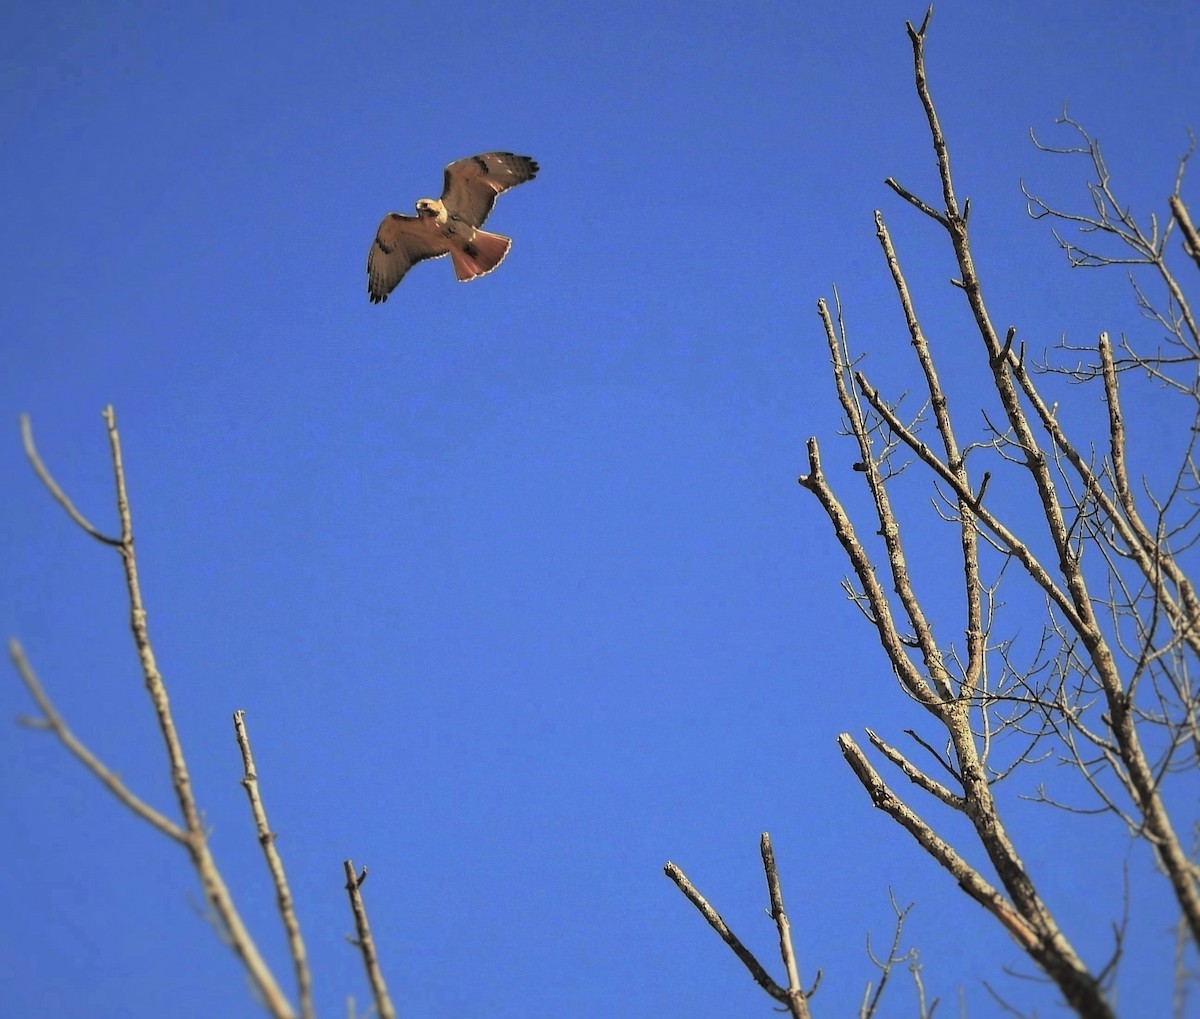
367, 152, 539, 302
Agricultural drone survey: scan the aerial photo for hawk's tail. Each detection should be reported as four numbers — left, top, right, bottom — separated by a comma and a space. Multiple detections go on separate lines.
451, 229, 512, 282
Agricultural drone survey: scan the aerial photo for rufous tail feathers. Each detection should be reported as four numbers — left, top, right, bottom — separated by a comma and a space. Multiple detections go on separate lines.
450, 229, 512, 281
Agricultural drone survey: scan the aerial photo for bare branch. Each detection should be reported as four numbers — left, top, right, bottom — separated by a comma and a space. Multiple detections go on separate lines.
760, 833, 815, 1018
802, 297, 955, 705
12, 408, 296, 1018
904, 7, 961, 226
852, 372, 1082, 629
343, 861, 396, 1019
861, 893, 938, 1019
20, 413, 121, 546
1024, 114, 1198, 350
8, 638, 186, 842
800, 439, 948, 707
867, 728, 964, 809
884, 177, 949, 227
664, 859, 796, 1009
874, 210, 986, 698
838, 732, 1038, 952
235, 711, 314, 1019
1170, 195, 1200, 272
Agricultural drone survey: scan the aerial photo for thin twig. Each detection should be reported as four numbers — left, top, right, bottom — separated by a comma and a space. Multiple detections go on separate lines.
8, 638, 187, 842
344, 860, 397, 1019
884, 177, 949, 227
19, 413, 121, 546
861, 892, 916, 1019
867, 728, 964, 809
760, 833, 814, 1019
235, 711, 314, 1019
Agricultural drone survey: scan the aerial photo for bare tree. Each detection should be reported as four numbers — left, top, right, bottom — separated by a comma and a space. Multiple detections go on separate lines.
670, 8, 1198, 1016
10, 407, 395, 1019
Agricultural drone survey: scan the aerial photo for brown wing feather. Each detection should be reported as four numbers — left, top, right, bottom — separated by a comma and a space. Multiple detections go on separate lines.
441, 152, 539, 228
366, 214, 448, 303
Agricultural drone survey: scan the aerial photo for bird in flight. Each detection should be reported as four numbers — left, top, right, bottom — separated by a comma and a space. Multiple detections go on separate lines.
367, 152, 540, 303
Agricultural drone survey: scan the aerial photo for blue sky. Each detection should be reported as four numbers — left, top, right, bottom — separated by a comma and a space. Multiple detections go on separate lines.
2, 2, 1197, 1016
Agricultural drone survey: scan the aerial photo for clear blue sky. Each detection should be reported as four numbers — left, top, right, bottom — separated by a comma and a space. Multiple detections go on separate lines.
2, 2, 1196, 1016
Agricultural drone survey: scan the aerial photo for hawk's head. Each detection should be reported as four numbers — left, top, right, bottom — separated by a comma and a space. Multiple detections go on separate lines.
415, 198, 442, 217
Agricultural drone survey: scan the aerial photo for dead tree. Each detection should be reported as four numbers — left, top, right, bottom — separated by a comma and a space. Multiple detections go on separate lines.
671, 8, 1199, 1017
10, 407, 396, 1019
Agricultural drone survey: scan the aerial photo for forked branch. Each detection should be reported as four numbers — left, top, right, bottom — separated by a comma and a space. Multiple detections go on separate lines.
838, 733, 1038, 952
665, 835, 817, 1018
12, 409, 295, 1019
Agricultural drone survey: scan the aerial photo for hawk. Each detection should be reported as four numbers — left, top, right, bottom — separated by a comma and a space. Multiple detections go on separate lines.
367, 152, 540, 302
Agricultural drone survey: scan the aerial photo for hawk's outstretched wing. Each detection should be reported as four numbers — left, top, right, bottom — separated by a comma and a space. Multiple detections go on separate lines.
441, 152, 540, 228
367, 214, 448, 303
